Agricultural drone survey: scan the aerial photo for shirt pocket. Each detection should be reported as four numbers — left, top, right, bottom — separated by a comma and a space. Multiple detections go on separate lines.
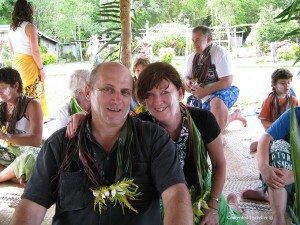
58, 170, 90, 211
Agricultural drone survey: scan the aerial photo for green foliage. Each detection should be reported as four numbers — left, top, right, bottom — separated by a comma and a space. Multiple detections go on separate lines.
289, 102, 300, 223
152, 34, 186, 56
0, 0, 14, 24
1, 42, 12, 67
274, 0, 300, 66
277, 43, 300, 61
158, 47, 175, 64
41, 53, 57, 65
60, 51, 77, 63
31, 0, 99, 42
258, 42, 270, 54
39, 45, 48, 54
253, 8, 298, 51
95, 1, 121, 61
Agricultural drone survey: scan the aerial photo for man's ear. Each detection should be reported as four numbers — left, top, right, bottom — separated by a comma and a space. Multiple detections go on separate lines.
84, 85, 91, 100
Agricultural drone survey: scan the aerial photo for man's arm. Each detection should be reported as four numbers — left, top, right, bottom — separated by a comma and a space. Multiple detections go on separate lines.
10, 199, 47, 225
161, 183, 193, 225
191, 75, 233, 99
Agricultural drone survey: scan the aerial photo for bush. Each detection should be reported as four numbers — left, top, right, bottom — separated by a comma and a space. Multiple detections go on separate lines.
277, 43, 300, 61
152, 34, 186, 56
60, 51, 77, 63
1, 42, 12, 67
42, 53, 57, 65
39, 45, 48, 54
159, 48, 175, 64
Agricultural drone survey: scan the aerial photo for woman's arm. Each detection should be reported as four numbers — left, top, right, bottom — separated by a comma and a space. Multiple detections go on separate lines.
5, 99, 43, 146
25, 23, 45, 81
206, 133, 226, 208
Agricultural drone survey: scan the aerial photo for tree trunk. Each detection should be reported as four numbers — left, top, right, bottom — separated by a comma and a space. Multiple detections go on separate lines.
120, 0, 132, 70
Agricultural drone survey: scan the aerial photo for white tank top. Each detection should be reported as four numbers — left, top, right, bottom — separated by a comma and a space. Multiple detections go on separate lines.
9, 21, 31, 55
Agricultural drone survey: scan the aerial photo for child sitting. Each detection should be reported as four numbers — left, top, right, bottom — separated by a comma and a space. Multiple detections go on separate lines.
250, 68, 298, 153
243, 68, 298, 202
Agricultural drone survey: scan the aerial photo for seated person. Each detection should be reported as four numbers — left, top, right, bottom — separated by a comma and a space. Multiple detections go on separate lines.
242, 69, 298, 202
67, 62, 247, 224
250, 68, 298, 153
130, 57, 150, 116
257, 107, 297, 225
0, 67, 43, 185
184, 25, 247, 132
43, 69, 90, 139
10, 62, 193, 225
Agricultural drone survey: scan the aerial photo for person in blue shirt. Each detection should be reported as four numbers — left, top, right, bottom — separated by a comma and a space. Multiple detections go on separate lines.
257, 107, 299, 225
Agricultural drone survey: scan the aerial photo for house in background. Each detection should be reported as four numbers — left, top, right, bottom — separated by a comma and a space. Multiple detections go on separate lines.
0, 24, 60, 57
38, 31, 60, 57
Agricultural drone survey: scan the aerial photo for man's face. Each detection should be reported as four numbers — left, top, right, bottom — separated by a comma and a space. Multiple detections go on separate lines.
192, 31, 211, 53
89, 63, 133, 128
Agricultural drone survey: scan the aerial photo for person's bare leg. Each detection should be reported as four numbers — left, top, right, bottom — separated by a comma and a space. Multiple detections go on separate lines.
249, 141, 258, 153
210, 98, 228, 132
227, 108, 247, 127
268, 187, 287, 225
241, 188, 268, 201
227, 193, 242, 213
0, 164, 16, 183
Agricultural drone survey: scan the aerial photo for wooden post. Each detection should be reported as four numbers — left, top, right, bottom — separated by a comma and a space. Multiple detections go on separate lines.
120, 0, 132, 70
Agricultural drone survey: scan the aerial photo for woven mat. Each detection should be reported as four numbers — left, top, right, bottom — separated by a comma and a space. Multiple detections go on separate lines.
0, 182, 54, 225
223, 116, 273, 225
0, 116, 280, 225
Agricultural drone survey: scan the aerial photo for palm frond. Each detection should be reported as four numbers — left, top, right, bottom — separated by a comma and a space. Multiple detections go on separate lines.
289, 102, 300, 222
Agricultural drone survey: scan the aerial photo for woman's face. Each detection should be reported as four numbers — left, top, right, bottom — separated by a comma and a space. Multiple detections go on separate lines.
0, 82, 17, 102
144, 79, 183, 124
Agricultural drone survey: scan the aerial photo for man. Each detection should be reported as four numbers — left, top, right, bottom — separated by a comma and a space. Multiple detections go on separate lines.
10, 62, 193, 225
184, 25, 246, 132
257, 107, 297, 225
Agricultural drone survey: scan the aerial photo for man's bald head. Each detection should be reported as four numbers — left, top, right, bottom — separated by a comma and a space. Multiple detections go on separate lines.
89, 62, 133, 89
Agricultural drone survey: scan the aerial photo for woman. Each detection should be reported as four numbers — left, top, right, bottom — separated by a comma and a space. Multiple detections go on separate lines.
0, 67, 43, 185
8, 0, 48, 118
136, 62, 245, 224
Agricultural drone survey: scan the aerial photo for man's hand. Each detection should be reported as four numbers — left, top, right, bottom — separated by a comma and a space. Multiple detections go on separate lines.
184, 79, 193, 93
279, 168, 294, 186
191, 85, 210, 100
261, 165, 285, 189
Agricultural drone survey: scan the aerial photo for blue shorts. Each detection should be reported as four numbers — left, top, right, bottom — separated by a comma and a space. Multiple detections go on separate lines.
202, 86, 239, 111
186, 95, 202, 108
